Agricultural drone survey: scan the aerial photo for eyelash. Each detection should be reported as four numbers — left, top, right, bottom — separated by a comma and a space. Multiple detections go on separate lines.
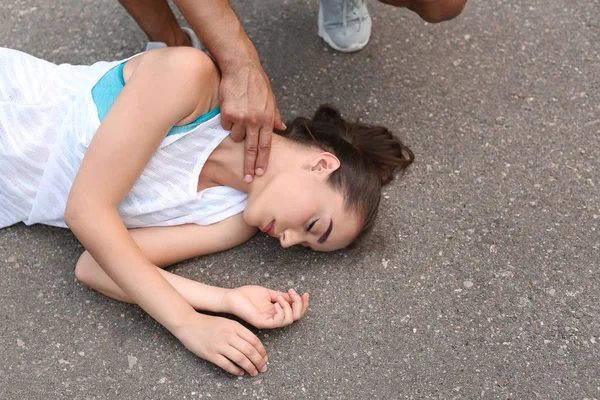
306, 219, 319, 232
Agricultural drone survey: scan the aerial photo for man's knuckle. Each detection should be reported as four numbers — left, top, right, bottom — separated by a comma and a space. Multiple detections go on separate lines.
258, 142, 271, 152
246, 146, 258, 156
224, 110, 241, 121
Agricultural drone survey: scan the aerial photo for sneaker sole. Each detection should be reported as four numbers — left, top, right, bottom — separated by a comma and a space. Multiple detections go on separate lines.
318, 5, 370, 53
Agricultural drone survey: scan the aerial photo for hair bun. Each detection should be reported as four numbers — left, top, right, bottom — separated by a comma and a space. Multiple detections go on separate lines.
312, 104, 344, 126
311, 104, 414, 186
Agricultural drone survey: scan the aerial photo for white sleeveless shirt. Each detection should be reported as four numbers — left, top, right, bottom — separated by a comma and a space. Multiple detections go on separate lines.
0, 48, 248, 229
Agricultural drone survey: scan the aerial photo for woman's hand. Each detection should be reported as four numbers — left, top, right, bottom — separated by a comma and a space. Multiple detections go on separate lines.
175, 313, 269, 376
221, 286, 310, 329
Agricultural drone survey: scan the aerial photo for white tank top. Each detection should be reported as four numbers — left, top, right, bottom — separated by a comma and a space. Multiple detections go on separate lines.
0, 48, 248, 229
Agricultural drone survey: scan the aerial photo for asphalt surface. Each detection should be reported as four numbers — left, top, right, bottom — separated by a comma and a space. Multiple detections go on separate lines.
1, 0, 599, 399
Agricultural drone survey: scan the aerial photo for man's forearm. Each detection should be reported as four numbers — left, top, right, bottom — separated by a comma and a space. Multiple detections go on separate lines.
173, 0, 260, 71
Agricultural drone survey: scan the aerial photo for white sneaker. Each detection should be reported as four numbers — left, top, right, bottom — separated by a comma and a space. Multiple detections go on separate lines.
181, 27, 204, 50
144, 27, 203, 51
145, 41, 167, 51
318, 0, 372, 53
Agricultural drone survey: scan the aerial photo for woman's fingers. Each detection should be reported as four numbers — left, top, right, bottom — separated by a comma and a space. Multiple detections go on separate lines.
302, 292, 310, 316
288, 288, 304, 320
222, 346, 260, 376
213, 354, 244, 376
273, 302, 285, 326
277, 295, 294, 326
236, 329, 268, 362
268, 289, 291, 303
230, 335, 268, 374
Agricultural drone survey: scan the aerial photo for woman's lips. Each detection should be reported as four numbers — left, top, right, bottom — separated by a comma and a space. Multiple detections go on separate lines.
261, 221, 276, 237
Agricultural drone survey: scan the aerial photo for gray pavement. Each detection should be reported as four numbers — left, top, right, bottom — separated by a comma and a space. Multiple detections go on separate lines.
1, 0, 599, 399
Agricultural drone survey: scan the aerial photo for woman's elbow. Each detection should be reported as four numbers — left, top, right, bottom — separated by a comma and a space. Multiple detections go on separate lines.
64, 196, 86, 230
74, 252, 94, 286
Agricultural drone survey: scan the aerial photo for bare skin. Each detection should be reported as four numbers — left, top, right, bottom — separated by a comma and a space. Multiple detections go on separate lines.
379, 0, 468, 23
117, 0, 466, 180
66, 48, 307, 377
119, 0, 285, 183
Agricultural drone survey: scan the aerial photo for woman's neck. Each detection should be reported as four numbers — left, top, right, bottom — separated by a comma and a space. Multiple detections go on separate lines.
200, 134, 303, 195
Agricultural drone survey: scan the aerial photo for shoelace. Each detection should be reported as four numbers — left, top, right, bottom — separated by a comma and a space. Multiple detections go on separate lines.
342, 0, 365, 32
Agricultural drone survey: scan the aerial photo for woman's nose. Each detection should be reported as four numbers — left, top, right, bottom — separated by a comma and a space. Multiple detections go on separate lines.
280, 229, 302, 248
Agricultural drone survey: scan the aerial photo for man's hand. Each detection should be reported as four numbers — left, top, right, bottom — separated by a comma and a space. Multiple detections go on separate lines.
172, 0, 286, 182
219, 61, 286, 183
221, 285, 310, 329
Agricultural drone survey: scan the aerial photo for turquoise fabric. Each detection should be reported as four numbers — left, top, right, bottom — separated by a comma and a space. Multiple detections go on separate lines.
91, 61, 220, 136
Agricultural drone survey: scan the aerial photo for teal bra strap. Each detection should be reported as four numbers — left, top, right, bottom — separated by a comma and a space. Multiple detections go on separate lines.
166, 106, 221, 136
91, 61, 220, 136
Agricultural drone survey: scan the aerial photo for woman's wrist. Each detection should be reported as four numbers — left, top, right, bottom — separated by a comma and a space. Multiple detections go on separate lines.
216, 287, 234, 314
199, 285, 232, 314
167, 307, 205, 338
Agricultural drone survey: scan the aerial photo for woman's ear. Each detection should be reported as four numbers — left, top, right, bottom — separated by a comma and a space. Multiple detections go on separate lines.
309, 152, 341, 176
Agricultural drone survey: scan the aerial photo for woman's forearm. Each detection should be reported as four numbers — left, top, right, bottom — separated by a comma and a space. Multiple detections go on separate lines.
75, 250, 229, 313
67, 207, 196, 333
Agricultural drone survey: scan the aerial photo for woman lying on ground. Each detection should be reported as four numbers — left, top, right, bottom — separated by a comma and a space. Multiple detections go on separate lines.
0, 46, 413, 376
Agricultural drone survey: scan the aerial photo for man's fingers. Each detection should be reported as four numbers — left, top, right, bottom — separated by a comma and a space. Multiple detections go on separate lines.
229, 120, 246, 143
254, 127, 272, 176
273, 106, 286, 131
243, 126, 260, 182
220, 115, 234, 131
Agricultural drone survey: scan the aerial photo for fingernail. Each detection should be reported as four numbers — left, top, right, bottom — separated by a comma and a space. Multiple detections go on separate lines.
259, 364, 268, 373
252, 370, 258, 377
244, 174, 252, 183
255, 168, 264, 176
290, 288, 297, 296
264, 356, 269, 363
238, 371, 245, 376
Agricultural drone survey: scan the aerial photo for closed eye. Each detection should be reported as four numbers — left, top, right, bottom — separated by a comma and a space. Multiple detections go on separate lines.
306, 219, 319, 232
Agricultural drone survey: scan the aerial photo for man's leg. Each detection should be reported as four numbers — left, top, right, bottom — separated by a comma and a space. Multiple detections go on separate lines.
118, 0, 191, 46
319, 0, 467, 53
378, 0, 467, 23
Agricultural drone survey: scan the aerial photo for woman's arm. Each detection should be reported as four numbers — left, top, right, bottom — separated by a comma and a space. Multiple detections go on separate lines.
65, 48, 267, 376
74, 213, 257, 310
66, 47, 211, 332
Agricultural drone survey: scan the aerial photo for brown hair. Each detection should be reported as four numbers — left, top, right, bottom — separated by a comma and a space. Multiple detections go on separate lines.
277, 104, 414, 243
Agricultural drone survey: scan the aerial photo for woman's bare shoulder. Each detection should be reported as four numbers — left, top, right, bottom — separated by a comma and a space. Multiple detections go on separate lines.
122, 47, 221, 123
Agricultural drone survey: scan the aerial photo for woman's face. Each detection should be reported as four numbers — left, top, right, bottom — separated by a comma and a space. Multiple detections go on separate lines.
243, 153, 362, 252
